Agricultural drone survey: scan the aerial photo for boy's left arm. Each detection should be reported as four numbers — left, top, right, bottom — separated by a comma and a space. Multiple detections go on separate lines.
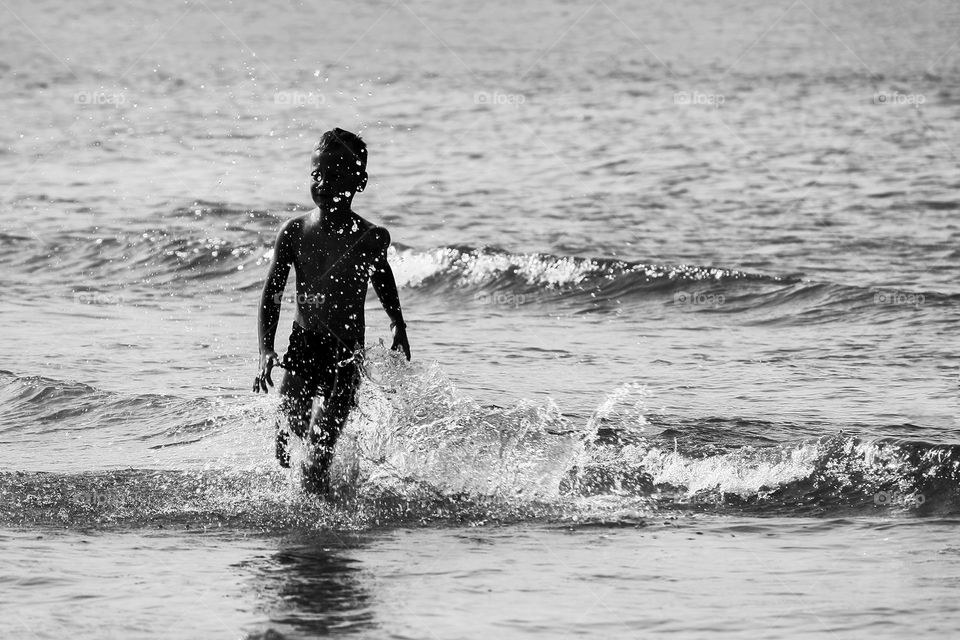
371, 230, 410, 360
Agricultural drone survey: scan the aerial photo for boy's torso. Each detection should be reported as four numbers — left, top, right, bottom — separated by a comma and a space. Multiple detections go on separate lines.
288, 211, 381, 343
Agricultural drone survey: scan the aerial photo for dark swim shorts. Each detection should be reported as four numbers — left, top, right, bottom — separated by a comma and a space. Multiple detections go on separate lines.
281, 322, 364, 405
276, 323, 364, 478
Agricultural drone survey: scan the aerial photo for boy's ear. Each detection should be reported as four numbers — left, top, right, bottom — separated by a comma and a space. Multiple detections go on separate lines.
356, 171, 368, 193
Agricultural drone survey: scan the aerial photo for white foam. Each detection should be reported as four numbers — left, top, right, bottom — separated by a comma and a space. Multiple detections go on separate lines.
391, 246, 608, 290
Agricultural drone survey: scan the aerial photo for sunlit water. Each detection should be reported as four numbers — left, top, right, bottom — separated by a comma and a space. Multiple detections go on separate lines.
1, 0, 959, 637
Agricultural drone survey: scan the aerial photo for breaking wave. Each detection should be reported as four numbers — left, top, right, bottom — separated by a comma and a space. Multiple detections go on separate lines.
2, 349, 956, 531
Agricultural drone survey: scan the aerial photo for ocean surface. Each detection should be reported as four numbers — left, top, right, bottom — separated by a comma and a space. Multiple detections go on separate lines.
1, 0, 959, 637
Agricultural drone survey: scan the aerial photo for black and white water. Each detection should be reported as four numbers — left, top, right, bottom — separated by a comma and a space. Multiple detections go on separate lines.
1, 0, 958, 637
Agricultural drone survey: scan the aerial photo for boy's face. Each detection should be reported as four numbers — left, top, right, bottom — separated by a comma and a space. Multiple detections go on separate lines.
310, 146, 366, 199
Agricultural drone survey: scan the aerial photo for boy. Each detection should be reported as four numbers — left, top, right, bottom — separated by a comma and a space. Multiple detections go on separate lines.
253, 128, 410, 493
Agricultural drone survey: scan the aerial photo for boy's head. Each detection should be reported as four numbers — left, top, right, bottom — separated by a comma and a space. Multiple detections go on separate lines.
310, 128, 368, 201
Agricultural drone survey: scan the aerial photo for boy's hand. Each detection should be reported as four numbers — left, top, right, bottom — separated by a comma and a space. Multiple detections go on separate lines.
391, 324, 411, 361
254, 350, 280, 393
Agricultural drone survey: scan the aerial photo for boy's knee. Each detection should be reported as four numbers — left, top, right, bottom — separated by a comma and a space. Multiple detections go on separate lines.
279, 398, 311, 438
308, 406, 349, 449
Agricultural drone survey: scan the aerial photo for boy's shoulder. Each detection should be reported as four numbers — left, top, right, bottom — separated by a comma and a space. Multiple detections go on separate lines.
279, 213, 306, 237
269, 215, 305, 264
353, 213, 391, 247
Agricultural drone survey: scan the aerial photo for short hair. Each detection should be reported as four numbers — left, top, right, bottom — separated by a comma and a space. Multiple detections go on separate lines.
315, 128, 367, 171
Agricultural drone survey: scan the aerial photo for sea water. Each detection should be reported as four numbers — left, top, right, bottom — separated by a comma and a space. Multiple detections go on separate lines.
1, 0, 959, 637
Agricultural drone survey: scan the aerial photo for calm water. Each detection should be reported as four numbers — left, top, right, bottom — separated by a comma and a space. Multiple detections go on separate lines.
1, 0, 959, 637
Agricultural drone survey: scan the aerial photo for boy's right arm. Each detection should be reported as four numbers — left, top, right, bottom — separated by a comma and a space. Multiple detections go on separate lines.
254, 219, 297, 393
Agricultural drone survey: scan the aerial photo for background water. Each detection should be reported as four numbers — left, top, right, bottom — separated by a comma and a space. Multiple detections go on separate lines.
1, 0, 959, 637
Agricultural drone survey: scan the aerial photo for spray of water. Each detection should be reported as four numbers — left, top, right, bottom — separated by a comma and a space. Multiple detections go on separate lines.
4, 350, 951, 531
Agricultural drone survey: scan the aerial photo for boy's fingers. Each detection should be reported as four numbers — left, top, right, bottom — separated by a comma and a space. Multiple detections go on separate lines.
390, 338, 411, 361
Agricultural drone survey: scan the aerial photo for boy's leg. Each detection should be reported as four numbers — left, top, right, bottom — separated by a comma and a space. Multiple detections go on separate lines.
304, 362, 362, 492
275, 370, 314, 468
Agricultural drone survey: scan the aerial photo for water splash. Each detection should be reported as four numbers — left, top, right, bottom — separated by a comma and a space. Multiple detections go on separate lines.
330, 347, 582, 502
2, 354, 956, 531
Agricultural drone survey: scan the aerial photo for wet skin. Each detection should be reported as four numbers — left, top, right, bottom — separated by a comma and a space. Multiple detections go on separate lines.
253, 141, 410, 492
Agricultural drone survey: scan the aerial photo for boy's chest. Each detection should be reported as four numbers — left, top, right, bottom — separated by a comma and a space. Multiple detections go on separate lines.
296, 232, 375, 279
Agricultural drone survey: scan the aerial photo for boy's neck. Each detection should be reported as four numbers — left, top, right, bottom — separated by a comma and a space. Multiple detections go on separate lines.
314, 201, 354, 231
